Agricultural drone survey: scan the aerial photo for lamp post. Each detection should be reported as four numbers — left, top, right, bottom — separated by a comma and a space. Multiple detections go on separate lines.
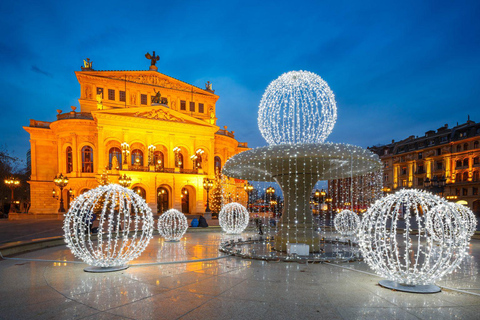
266, 186, 275, 213
121, 142, 130, 165
118, 174, 132, 188
4, 177, 20, 213
53, 173, 69, 213
424, 176, 446, 196
148, 145, 156, 166
244, 182, 254, 212
203, 177, 214, 213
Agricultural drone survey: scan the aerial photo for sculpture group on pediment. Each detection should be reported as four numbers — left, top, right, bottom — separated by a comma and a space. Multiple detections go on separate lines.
134, 109, 184, 123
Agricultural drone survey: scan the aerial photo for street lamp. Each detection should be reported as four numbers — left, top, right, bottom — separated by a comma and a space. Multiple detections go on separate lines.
4, 177, 20, 213
424, 176, 446, 196
203, 177, 214, 213
53, 173, 69, 213
121, 142, 130, 165
266, 186, 275, 213
244, 182, 254, 211
118, 174, 132, 188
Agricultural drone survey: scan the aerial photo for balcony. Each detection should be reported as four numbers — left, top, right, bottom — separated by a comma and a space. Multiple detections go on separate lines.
120, 165, 205, 175
57, 112, 94, 121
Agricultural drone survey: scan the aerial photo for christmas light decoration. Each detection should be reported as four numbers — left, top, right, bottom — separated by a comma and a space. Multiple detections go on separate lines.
63, 184, 154, 272
334, 209, 360, 236
219, 202, 249, 234
158, 209, 188, 241
359, 189, 468, 293
452, 203, 477, 239
426, 203, 468, 245
258, 70, 337, 145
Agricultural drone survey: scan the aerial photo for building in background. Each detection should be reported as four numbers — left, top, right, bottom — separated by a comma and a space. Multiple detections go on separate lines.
369, 118, 480, 215
23, 55, 248, 218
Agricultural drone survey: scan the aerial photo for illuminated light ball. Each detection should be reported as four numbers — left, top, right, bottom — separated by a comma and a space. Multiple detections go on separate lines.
63, 184, 154, 271
452, 203, 477, 239
219, 202, 249, 234
258, 70, 337, 145
158, 209, 188, 241
359, 189, 468, 290
426, 203, 468, 245
334, 209, 360, 236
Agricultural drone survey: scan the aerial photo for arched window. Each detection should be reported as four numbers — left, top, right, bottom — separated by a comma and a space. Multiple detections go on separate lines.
131, 149, 144, 166
157, 187, 169, 214
474, 157, 479, 165
456, 160, 462, 168
66, 146, 73, 173
81, 146, 93, 173
457, 145, 461, 152
474, 141, 479, 149
473, 171, 479, 182
456, 173, 462, 182
181, 187, 189, 213
464, 143, 469, 151
109, 147, 122, 170
154, 151, 164, 171
214, 156, 222, 173
175, 153, 184, 169
133, 186, 146, 199
463, 158, 469, 167
195, 155, 202, 169
463, 172, 469, 181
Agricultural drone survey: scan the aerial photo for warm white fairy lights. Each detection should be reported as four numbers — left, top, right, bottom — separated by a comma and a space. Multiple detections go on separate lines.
219, 202, 249, 234
452, 203, 477, 239
63, 184, 154, 270
158, 209, 188, 241
258, 70, 337, 145
359, 189, 468, 288
426, 203, 469, 245
334, 210, 360, 236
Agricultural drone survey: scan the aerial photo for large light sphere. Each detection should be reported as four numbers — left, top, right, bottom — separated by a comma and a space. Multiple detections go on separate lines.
359, 189, 468, 288
334, 210, 360, 236
158, 209, 188, 241
258, 70, 337, 145
452, 203, 477, 239
219, 202, 249, 234
63, 184, 154, 270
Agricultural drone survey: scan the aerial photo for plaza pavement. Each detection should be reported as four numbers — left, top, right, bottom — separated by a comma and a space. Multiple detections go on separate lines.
0, 230, 479, 320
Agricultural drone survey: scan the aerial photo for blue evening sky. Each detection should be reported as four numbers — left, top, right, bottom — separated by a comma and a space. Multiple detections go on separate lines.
1, 0, 479, 162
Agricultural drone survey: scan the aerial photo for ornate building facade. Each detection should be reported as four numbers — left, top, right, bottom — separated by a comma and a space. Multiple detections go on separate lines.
24, 56, 248, 218
369, 118, 480, 214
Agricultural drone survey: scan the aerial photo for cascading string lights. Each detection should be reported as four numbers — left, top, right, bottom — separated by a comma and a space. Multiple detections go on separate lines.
358, 189, 468, 293
219, 202, 249, 234
333, 209, 360, 236
63, 184, 154, 272
158, 209, 188, 242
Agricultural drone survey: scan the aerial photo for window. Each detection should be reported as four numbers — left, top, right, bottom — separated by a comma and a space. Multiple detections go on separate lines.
441, 136, 448, 142
464, 143, 469, 151
194, 155, 202, 169
66, 147, 73, 173
180, 100, 186, 110
456, 188, 460, 196
457, 145, 461, 152
436, 161, 443, 170
384, 174, 389, 182
474, 157, 479, 165
133, 186, 146, 199
463, 158, 469, 167
154, 151, 164, 171
119, 90, 126, 102
401, 167, 407, 175
474, 141, 479, 149
418, 152, 422, 159
108, 89, 115, 100
456, 160, 462, 168
96, 87, 104, 98
198, 103, 204, 113
456, 173, 462, 182
463, 188, 468, 196
189, 102, 195, 112
131, 149, 144, 166
402, 180, 407, 187
417, 165, 424, 174
214, 156, 222, 172
473, 171, 479, 182
418, 178, 423, 186
109, 147, 122, 170
473, 187, 478, 196
175, 153, 184, 169
141, 94, 147, 105
463, 172, 469, 181
81, 146, 93, 173
436, 148, 441, 156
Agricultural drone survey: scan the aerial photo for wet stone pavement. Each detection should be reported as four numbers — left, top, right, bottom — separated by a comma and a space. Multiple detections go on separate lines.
0, 232, 479, 319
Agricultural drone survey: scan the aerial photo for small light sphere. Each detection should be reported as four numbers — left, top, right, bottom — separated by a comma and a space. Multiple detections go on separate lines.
359, 189, 468, 286
426, 203, 469, 244
219, 202, 249, 234
334, 210, 360, 236
258, 70, 337, 145
451, 203, 477, 239
158, 209, 188, 241
63, 184, 154, 268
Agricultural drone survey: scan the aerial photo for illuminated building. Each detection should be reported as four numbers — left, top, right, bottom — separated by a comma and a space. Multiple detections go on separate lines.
23, 55, 248, 218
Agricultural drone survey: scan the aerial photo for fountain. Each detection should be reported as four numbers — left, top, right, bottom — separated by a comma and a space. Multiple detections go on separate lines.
221, 71, 383, 261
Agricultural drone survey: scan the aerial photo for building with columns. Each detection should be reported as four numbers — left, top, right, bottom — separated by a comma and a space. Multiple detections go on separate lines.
369, 118, 480, 215
23, 56, 248, 218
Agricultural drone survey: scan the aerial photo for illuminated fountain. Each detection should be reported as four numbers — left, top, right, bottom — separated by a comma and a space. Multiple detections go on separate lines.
221, 71, 383, 261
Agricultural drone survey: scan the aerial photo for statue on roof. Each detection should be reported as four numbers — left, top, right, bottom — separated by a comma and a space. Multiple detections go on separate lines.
205, 81, 215, 93
81, 58, 93, 71
145, 51, 160, 71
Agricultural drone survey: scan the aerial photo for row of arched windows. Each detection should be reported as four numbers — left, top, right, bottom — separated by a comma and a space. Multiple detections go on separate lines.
456, 141, 479, 152
66, 146, 94, 173
456, 171, 479, 182
456, 156, 480, 168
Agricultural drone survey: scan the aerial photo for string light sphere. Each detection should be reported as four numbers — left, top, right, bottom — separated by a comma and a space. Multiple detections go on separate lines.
452, 203, 477, 239
359, 189, 468, 292
63, 184, 155, 272
426, 203, 469, 245
334, 210, 360, 236
258, 70, 337, 145
158, 209, 188, 242
219, 202, 249, 234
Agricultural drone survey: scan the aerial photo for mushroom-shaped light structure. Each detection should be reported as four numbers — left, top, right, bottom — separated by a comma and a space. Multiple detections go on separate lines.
334, 209, 360, 236
219, 202, 249, 234
359, 189, 468, 293
63, 184, 154, 272
158, 209, 188, 241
